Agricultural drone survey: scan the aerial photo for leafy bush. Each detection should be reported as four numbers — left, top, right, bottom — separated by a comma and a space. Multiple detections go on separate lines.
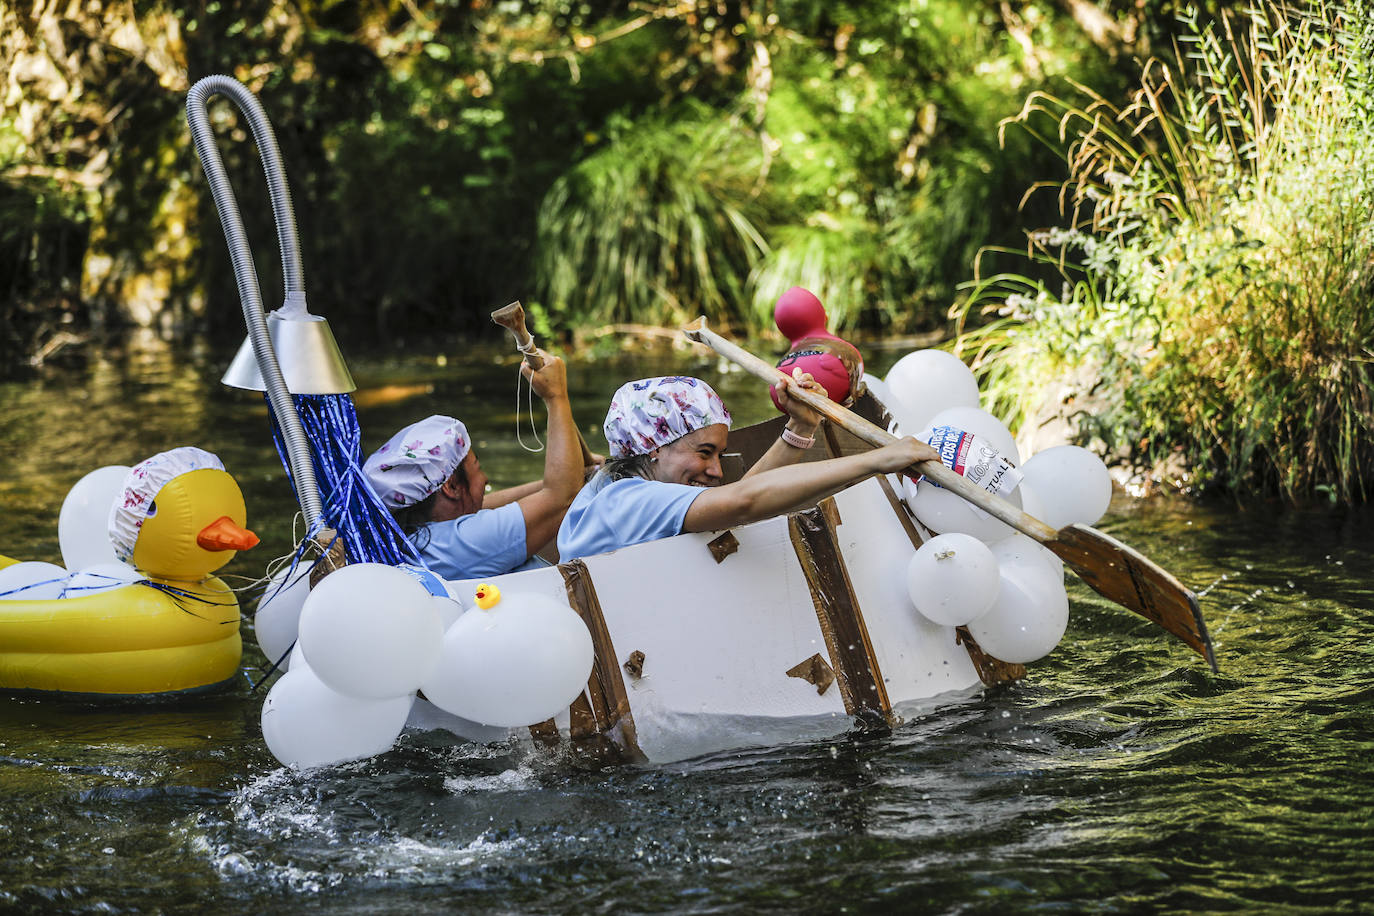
536, 105, 773, 332
536, 0, 1109, 337
958, 1, 1374, 502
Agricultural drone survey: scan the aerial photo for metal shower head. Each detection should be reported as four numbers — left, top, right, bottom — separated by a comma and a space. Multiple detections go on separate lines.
222, 306, 356, 394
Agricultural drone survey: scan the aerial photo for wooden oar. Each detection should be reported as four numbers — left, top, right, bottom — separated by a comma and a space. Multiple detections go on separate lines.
491, 301, 598, 467
683, 316, 1218, 672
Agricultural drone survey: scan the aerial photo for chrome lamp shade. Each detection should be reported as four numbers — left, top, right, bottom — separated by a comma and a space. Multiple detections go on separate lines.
222, 311, 356, 394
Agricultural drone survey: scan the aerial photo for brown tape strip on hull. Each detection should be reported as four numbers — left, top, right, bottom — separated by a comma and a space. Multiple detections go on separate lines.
552, 560, 647, 763
788, 501, 892, 721
873, 474, 1026, 687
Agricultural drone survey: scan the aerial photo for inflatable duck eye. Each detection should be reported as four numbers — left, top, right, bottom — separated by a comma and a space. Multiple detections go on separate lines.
146, 500, 158, 518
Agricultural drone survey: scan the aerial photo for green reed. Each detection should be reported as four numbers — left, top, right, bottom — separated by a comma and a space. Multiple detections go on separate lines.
957, 1, 1374, 503
534, 105, 773, 333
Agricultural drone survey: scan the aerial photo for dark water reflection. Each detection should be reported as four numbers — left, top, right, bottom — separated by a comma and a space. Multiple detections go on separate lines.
1, 335, 1371, 913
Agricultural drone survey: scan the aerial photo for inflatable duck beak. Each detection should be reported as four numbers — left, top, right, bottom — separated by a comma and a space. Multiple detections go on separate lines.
196, 516, 260, 552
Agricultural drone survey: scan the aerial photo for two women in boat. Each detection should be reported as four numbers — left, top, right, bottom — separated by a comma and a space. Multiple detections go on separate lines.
367, 355, 938, 577
557, 374, 940, 559
363, 348, 589, 579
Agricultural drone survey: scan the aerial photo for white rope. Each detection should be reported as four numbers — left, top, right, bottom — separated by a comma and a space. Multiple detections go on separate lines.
222, 512, 312, 602
514, 362, 545, 453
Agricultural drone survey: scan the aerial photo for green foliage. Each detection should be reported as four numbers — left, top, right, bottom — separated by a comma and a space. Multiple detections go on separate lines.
959, 1, 1374, 502
535, 0, 1113, 336
4, 0, 1135, 366
536, 105, 772, 331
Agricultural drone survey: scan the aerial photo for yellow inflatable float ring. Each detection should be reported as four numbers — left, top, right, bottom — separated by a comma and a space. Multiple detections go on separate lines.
0, 449, 258, 699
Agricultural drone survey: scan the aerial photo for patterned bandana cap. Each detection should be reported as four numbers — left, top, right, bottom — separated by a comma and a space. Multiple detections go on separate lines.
363, 415, 470, 508
108, 446, 225, 563
603, 376, 732, 458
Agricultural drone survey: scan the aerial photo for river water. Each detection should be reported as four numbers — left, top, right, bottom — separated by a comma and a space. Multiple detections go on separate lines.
1, 334, 1371, 913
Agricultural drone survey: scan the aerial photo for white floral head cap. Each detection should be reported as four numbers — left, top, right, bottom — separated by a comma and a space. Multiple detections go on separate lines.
363, 415, 470, 508
603, 377, 732, 458
108, 447, 225, 563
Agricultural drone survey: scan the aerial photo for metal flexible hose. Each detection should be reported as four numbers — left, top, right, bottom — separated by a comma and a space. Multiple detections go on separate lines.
185, 75, 322, 525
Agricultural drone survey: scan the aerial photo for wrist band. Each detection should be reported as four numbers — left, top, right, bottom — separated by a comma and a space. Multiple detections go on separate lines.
781, 426, 815, 449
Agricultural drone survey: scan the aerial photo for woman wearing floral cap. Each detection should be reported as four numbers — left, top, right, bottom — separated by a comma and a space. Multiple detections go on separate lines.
557, 373, 940, 559
363, 350, 588, 579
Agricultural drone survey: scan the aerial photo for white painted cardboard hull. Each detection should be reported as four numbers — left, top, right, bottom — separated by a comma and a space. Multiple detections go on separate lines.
409, 475, 990, 764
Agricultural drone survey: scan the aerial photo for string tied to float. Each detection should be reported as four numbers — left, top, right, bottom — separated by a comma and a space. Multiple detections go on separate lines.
134, 579, 240, 621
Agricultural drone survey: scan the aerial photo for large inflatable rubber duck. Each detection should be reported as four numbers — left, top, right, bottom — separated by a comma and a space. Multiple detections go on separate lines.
770, 286, 865, 408
0, 447, 258, 698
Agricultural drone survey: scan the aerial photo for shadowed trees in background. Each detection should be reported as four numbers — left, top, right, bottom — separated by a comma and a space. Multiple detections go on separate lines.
3, 0, 1154, 368
7, 1, 1365, 503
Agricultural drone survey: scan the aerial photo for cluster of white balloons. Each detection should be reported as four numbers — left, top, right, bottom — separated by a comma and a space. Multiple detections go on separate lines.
258, 563, 595, 770
0, 466, 143, 603
866, 350, 1114, 664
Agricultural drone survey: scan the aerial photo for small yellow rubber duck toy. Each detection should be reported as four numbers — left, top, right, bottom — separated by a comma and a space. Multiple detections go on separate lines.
474, 583, 501, 609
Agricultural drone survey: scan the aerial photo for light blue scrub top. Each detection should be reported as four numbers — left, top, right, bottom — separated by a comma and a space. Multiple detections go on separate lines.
556, 475, 704, 560
414, 501, 548, 580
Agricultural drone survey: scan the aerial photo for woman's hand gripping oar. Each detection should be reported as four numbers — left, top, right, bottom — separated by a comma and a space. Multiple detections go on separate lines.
491, 302, 601, 469
683, 316, 1217, 672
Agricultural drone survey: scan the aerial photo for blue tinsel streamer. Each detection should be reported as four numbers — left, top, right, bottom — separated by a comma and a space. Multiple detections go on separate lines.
265, 393, 425, 568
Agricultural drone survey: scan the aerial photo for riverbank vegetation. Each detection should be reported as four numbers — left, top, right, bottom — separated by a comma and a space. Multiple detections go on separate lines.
958, 0, 1373, 502
5, 1, 1366, 503
3, 0, 1165, 366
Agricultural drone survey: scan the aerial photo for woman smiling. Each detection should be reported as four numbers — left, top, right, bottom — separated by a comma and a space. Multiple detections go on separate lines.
556, 374, 939, 559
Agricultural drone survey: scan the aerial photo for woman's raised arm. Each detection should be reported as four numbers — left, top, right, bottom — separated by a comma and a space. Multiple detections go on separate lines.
682, 436, 938, 533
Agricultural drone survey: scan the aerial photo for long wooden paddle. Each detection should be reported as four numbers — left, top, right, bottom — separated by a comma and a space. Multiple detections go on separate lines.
491, 301, 598, 467
684, 317, 1218, 672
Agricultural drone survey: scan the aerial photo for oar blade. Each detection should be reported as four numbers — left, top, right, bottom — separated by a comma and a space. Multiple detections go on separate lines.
1048, 524, 1217, 672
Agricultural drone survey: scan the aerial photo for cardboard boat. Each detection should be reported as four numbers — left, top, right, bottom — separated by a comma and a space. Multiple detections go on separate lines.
408, 395, 1023, 763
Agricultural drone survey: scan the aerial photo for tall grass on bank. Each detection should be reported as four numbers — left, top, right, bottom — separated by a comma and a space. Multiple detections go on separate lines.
957, 1, 1374, 503
535, 107, 772, 333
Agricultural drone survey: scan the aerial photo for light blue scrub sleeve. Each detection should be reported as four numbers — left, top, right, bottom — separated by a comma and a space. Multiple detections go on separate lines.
415, 501, 545, 579
556, 477, 704, 560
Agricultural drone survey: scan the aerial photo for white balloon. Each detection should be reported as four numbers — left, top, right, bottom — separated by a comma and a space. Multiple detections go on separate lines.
58, 465, 131, 571
432, 595, 466, 630
254, 564, 312, 669
906, 534, 1000, 627
883, 350, 980, 433
904, 475, 1019, 543
298, 563, 445, 699
1020, 446, 1113, 529
1014, 484, 1067, 578
1019, 480, 1049, 525
989, 534, 1063, 593
422, 591, 594, 727
287, 640, 307, 672
260, 665, 413, 769
859, 373, 904, 433
966, 569, 1069, 664
927, 406, 1020, 465
0, 561, 69, 601
60, 562, 141, 598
